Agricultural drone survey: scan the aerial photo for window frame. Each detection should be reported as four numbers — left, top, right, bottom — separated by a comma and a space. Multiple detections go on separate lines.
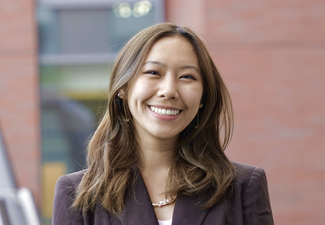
37, 0, 165, 66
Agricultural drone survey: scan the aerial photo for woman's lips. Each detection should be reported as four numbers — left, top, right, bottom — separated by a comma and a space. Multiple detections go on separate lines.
149, 106, 181, 116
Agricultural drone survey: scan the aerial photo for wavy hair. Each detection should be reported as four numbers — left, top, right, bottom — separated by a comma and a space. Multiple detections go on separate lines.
72, 23, 235, 214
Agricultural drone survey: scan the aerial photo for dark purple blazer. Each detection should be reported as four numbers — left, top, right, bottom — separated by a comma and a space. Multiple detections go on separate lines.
52, 161, 274, 225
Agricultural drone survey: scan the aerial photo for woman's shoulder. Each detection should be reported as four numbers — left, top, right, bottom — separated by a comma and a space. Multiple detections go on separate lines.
231, 161, 266, 178
55, 169, 87, 194
52, 170, 87, 224
230, 161, 268, 188
228, 161, 274, 224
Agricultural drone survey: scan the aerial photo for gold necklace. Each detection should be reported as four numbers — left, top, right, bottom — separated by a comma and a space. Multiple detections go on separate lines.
152, 197, 175, 207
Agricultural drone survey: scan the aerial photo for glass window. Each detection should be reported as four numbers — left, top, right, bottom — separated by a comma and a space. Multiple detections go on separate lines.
38, 0, 163, 56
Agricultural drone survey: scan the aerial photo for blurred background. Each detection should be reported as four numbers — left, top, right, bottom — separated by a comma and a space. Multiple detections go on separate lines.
0, 0, 324, 224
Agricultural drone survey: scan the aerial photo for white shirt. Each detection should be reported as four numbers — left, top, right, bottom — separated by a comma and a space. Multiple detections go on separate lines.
158, 219, 172, 225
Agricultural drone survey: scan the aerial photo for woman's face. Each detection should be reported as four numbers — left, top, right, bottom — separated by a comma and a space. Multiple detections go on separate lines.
126, 36, 203, 143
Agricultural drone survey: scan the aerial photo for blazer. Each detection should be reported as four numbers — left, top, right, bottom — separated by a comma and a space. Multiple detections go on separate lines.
52, 161, 274, 225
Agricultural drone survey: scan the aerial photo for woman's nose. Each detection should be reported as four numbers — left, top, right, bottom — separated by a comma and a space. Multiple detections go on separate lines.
157, 76, 179, 100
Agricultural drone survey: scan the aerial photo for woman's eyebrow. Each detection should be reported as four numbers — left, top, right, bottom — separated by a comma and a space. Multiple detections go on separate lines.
144, 61, 165, 66
144, 61, 199, 72
180, 65, 199, 73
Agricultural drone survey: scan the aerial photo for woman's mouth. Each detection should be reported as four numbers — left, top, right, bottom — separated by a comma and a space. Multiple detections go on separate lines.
150, 106, 181, 116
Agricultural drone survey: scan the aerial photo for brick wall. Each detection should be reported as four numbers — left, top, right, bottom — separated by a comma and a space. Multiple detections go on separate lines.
0, 0, 40, 204
166, 0, 325, 224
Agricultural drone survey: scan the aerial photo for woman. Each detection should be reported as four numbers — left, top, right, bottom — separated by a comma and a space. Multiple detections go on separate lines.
52, 23, 274, 225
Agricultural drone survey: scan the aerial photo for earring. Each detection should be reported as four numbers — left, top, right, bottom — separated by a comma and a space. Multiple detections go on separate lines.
117, 90, 130, 122
123, 100, 131, 122
118, 89, 125, 99
194, 111, 199, 129
195, 104, 203, 129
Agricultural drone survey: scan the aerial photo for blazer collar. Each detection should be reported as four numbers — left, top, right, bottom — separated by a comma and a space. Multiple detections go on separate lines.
118, 169, 212, 225
172, 192, 212, 225
120, 171, 159, 225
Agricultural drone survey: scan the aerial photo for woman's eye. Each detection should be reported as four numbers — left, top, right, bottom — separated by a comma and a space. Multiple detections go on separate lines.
145, 70, 159, 75
181, 75, 196, 80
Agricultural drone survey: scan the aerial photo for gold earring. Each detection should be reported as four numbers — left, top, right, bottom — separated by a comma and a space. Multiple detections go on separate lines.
123, 100, 131, 122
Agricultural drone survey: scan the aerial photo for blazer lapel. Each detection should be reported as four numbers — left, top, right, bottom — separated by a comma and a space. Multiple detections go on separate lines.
120, 171, 159, 225
113, 169, 213, 225
172, 189, 213, 225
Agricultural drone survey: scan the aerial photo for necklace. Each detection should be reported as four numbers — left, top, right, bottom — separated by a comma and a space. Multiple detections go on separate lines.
152, 197, 175, 207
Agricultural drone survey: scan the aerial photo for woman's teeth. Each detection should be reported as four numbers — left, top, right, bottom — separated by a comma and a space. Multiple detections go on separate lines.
150, 106, 180, 116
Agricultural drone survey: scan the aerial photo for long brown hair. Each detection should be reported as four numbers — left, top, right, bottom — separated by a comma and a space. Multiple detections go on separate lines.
72, 23, 235, 214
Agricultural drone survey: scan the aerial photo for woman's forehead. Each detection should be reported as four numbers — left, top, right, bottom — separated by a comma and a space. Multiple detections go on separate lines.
143, 36, 199, 67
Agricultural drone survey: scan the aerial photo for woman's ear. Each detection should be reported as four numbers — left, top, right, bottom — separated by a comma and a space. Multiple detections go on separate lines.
118, 89, 126, 99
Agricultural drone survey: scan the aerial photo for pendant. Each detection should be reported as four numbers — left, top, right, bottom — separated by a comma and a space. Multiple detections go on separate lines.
152, 198, 175, 207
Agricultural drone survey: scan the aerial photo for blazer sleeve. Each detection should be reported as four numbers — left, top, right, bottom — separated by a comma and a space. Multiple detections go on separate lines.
242, 167, 274, 225
52, 175, 84, 225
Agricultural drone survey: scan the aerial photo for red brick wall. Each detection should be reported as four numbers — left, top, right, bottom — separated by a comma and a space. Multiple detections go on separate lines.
166, 0, 325, 224
0, 0, 40, 204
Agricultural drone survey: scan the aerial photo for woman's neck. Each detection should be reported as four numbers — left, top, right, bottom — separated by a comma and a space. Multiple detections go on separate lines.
136, 136, 177, 222
136, 136, 177, 172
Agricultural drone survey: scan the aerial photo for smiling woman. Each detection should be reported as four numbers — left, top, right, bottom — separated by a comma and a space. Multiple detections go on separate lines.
52, 23, 274, 225
126, 36, 203, 142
